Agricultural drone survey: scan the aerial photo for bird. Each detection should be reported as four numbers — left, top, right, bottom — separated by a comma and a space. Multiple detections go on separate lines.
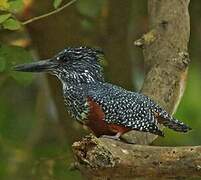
14, 46, 191, 141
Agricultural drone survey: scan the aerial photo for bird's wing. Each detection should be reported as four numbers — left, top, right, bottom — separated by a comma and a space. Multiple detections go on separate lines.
87, 83, 164, 136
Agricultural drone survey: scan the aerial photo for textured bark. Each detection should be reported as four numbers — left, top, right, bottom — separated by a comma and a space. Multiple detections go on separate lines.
73, 0, 192, 179
127, 0, 191, 145
73, 135, 201, 179
135, 0, 191, 144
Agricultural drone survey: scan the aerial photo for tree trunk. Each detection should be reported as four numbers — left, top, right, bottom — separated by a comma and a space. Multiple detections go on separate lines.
73, 0, 192, 179
137, 0, 190, 144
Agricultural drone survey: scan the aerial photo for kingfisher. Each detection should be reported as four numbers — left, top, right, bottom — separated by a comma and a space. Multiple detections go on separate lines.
14, 47, 191, 141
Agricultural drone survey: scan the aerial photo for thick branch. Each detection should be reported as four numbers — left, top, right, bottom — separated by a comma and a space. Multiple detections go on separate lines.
73, 135, 201, 179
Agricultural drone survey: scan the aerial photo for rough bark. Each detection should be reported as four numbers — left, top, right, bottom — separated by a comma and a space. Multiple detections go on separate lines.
72, 135, 201, 179
127, 0, 191, 145
73, 0, 192, 179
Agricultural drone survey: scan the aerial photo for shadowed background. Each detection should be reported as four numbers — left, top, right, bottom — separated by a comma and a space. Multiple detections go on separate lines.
0, 0, 200, 179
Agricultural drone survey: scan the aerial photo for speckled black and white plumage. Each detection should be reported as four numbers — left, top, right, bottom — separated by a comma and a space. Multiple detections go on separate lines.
63, 81, 190, 136
14, 46, 191, 137
53, 47, 191, 137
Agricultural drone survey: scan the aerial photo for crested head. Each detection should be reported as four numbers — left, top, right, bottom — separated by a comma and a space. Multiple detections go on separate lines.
53, 46, 105, 84
55, 47, 104, 63
14, 46, 105, 85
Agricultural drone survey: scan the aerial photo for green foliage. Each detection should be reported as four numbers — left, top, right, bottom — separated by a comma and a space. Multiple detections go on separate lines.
2, 18, 21, 30
76, 0, 106, 18
53, 0, 63, 9
0, 95, 34, 143
154, 65, 201, 146
80, 19, 93, 31
0, 0, 23, 12
0, 13, 11, 23
0, 0, 24, 30
0, 44, 33, 85
9, 0, 24, 13
0, 0, 77, 29
0, 56, 6, 72
0, 0, 10, 10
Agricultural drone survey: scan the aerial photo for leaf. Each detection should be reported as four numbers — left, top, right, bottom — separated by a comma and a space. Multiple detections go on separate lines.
0, 13, 11, 24
53, 0, 62, 9
0, 56, 6, 72
0, 0, 10, 10
9, 0, 24, 13
0, 45, 33, 85
2, 18, 21, 30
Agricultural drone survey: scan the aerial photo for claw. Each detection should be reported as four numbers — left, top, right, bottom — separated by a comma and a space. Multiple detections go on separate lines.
101, 135, 121, 141
100, 132, 121, 141
100, 133, 136, 144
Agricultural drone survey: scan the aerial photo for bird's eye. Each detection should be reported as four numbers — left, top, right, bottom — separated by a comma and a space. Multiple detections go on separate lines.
55, 53, 70, 63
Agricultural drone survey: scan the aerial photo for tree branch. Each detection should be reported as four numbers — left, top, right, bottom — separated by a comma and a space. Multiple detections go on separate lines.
73, 135, 201, 179
22, 0, 77, 25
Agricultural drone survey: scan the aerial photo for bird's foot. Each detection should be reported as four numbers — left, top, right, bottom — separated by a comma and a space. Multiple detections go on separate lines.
100, 133, 136, 144
100, 134, 121, 141
101, 132, 122, 141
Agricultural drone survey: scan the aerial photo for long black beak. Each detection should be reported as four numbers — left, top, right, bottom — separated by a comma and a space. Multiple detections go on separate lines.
13, 59, 58, 72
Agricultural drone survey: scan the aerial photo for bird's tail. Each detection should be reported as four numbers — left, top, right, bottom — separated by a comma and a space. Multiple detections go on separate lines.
156, 109, 192, 133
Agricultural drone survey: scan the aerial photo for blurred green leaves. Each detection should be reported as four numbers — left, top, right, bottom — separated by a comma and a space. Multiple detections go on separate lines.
76, 0, 106, 18
0, 56, 6, 72
8, 0, 24, 13
0, 0, 77, 29
2, 18, 21, 30
76, 0, 106, 32
0, 0, 23, 12
0, 0, 23, 31
53, 0, 63, 9
0, 44, 33, 85
0, 0, 10, 10
155, 65, 201, 146
0, 13, 11, 23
